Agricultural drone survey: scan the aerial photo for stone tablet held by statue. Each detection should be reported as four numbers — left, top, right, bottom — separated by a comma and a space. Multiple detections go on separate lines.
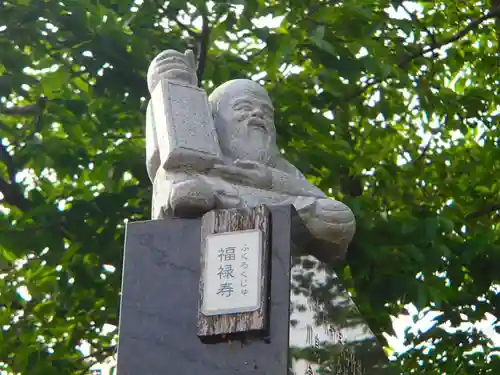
146, 50, 223, 178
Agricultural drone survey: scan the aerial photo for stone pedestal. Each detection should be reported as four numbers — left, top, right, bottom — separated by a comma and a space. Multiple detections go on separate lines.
117, 205, 294, 375
117, 205, 399, 375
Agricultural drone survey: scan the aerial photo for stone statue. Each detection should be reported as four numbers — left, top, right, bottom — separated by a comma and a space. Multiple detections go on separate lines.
146, 49, 356, 259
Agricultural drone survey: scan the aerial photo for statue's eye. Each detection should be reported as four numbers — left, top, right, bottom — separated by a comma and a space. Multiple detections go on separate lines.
234, 102, 252, 112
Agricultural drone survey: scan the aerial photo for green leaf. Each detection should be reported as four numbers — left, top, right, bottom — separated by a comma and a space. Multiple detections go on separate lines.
439, 217, 454, 233
0, 247, 17, 264
41, 69, 68, 99
423, 217, 438, 243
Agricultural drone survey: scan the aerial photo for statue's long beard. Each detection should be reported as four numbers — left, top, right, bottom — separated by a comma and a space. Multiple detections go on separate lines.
249, 128, 271, 160
229, 131, 273, 164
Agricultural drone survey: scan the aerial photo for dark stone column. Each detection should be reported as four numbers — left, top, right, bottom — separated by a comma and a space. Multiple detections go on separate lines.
117, 205, 294, 375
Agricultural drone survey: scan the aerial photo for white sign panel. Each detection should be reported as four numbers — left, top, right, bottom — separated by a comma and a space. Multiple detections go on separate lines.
201, 229, 263, 316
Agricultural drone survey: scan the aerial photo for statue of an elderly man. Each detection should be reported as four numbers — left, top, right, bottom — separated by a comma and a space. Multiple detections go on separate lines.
146, 50, 355, 259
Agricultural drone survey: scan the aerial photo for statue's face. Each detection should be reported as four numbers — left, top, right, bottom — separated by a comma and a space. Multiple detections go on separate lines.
228, 94, 275, 138
214, 81, 277, 163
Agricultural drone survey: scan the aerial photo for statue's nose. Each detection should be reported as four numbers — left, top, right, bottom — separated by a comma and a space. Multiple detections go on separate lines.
250, 108, 264, 119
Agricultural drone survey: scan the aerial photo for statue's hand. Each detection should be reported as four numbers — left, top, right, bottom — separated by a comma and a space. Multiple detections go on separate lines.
209, 160, 272, 189
233, 159, 272, 189
147, 49, 198, 92
298, 198, 356, 245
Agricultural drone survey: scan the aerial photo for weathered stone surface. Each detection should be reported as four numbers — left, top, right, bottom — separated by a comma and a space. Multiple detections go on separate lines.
145, 49, 223, 199
150, 79, 223, 170
145, 49, 356, 259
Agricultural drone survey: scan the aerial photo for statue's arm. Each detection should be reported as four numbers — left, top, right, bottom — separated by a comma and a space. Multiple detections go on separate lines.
269, 158, 325, 198
145, 100, 161, 183
208, 157, 326, 197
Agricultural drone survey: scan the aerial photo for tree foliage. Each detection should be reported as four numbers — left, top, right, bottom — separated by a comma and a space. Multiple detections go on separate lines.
0, 0, 499, 374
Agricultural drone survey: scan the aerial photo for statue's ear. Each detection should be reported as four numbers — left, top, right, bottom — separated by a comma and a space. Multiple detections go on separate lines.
208, 98, 217, 120
212, 111, 222, 136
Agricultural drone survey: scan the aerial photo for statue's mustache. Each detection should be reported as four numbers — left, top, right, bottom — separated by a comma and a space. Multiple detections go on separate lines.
245, 117, 268, 133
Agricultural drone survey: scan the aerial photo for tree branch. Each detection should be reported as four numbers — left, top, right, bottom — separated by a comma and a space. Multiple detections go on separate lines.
343, 7, 500, 104
416, 7, 500, 59
399, 3, 438, 46
166, 7, 210, 86
174, 16, 198, 37
79, 345, 116, 363
0, 141, 16, 183
0, 176, 31, 211
0, 104, 40, 116
197, 13, 210, 86
411, 137, 432, 164
466, 204, 500, 219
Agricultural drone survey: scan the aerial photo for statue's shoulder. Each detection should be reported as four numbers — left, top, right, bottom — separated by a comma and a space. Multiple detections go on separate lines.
272, 156, 306, 180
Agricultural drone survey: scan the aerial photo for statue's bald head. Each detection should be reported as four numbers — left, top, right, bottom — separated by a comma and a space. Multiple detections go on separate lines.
209, 79, 272, 113
208, 79, 278, 163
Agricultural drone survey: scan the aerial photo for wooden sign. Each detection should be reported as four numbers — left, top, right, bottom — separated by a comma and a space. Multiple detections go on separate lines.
197, 205, 271, 343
